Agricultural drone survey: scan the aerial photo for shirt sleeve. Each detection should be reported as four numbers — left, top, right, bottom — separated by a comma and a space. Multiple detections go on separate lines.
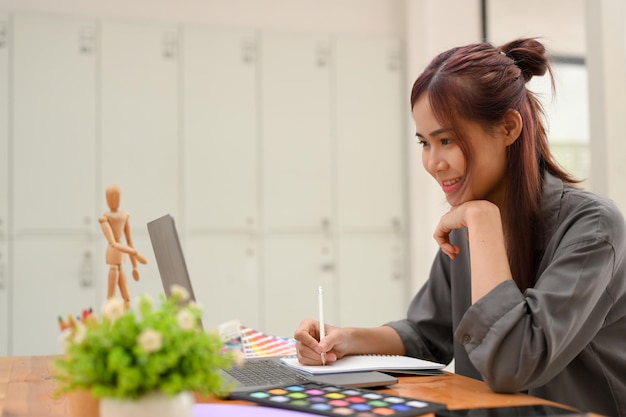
386, 250, 455, 365
456, 196, 623, 393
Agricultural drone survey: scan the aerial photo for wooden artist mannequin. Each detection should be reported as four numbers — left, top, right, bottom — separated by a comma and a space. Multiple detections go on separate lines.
99, 185, 147, 306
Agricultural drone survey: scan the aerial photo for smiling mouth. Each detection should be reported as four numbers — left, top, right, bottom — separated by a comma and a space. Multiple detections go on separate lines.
442, 177, 461, 187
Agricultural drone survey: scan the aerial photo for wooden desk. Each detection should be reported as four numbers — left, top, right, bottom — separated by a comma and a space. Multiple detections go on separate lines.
0, 355, 590, 417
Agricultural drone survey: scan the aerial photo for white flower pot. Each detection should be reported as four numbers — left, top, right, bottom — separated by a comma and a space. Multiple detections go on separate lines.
100, 391, 194, 417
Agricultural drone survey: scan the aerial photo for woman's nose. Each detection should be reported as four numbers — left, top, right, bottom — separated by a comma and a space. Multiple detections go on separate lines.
425, 151, 447, 173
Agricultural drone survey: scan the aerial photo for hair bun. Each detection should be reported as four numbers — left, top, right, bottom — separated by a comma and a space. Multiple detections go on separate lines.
499, 38, 549, 82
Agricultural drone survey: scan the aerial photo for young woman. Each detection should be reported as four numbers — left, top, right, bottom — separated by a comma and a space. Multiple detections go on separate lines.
294, 38, 626, 416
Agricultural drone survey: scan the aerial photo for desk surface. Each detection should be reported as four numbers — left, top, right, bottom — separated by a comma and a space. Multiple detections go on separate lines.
0, 355, 591, 417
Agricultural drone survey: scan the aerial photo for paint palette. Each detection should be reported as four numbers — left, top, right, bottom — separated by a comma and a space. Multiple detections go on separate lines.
231, 382, 447, 416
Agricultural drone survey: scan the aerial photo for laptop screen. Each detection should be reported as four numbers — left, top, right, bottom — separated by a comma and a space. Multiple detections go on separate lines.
146, 214, 198, 303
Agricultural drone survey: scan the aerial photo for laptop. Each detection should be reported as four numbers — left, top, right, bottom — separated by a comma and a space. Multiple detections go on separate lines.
146, 214, 398, 394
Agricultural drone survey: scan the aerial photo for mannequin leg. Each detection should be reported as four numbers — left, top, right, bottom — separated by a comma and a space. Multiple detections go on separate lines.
107, 265, 120, 299
118, 269, 131, 308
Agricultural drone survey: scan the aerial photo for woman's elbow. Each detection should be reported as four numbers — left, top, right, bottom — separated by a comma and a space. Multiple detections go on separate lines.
482, 373, 528, 394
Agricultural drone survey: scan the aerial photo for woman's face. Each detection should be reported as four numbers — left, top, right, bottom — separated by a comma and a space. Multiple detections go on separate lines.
412, 95, 510, 208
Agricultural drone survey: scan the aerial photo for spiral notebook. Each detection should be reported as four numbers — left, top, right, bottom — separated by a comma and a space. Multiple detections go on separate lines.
280, 355, 445, 375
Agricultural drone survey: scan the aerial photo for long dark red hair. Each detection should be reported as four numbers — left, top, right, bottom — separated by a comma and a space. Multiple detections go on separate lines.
410, 38, 578, 291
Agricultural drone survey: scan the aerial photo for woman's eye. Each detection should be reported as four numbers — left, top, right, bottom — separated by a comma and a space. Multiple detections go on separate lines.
441, 138, 452, 145
417, 140, 429, 147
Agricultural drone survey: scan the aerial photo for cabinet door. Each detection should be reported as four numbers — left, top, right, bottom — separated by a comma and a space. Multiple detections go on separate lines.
182, 28, 258, 233
335, 38, 405, 231
0, 15, 8, 232
12, 14, 97, 233
260, 33, 333, 232
100, 21, 179, 230
336, 234, 407, 328
262, 234, 335, 338
0, 15, 8, 355
185, 235, 261, 330
12, 237, 98, 355
0, 240, 7, 356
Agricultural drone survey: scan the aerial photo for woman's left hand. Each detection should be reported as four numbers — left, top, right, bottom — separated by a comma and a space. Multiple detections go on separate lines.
435, 200, 512, 302
434, 200, 500, 259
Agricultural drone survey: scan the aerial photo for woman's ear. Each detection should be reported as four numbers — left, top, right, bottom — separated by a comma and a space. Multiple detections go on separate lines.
501, 109, 523, 146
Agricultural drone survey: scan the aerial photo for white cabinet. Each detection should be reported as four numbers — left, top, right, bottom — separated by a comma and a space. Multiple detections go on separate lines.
12, 237, 98, 355
180, 28, 261, 330
256, 34, 408, 336
258, 36, 408, 336
182, 27, 258, 233
4, 14, 409, 349
260, 33, 333, 232
100, 21, 180, 230
0, 15, 8, 356
10, 14, 100, 355
333, 38, 408, 328
12, 14, 97, 233
258, 33, 336, 337
335, 38, 405, 231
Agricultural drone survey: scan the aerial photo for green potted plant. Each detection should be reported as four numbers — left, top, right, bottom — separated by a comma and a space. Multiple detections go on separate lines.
53, 285, 238, 417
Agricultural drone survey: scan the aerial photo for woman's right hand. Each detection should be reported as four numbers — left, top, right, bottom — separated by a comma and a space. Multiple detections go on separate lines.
293, 319, 350, 365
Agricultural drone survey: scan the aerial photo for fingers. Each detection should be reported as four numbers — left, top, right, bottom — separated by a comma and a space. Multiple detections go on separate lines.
434, 207, 466, 259
433, 227, 460, 259
294, 319, 339, 365
294, 319, 321, 360
438, 242, 461, 259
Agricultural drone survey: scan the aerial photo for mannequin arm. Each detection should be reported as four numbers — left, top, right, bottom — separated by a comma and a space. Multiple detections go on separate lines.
123, 218, 147, 266
99, 216, 147, 262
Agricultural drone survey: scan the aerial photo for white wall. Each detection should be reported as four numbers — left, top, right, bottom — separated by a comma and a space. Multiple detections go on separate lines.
0, 0, 405, 37
488, 0, 586, 56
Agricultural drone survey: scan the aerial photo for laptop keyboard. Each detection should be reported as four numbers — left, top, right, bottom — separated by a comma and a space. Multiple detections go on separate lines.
224, 359, 309, 387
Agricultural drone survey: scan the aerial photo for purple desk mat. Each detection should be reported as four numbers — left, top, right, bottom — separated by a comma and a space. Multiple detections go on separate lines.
194, 403, 309, 416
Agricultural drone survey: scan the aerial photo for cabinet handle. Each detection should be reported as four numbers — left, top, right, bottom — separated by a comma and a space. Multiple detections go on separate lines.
0, 23, 6, 49
0, 259, 4, 290
241, 37, 256, 64
391, 244, 403, 280
391, 217, 402, 234
320, 245, 334, 272
320, 262, 334, 272
388, 48, 400, 71
79, 26, 95, 54
316, 43, 330, 67
162, 32, 178, 59
0, 250, 5, 290
80, 251, 93, 288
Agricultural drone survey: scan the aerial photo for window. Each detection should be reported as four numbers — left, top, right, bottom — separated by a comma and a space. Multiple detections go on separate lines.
527, 60, 590, 185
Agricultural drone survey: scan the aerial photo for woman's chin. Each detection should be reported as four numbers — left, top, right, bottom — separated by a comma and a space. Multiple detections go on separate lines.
445, 195, 464, 207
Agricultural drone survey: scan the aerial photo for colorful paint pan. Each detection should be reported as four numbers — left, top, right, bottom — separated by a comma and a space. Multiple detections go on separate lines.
231, 382, 446, 416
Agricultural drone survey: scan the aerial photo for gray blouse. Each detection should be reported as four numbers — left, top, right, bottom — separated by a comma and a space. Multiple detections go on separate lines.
387, 173, 626, 417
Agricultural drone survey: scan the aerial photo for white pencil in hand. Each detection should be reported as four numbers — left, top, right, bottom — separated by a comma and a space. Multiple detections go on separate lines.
318, 285, 326, 366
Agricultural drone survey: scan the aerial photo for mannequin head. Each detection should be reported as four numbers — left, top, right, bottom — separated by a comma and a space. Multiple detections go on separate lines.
105, 185, 121, 211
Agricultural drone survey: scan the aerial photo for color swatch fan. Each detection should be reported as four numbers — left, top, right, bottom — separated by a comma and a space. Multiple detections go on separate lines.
241, 325, 297, 358
219, 320, 297, 358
